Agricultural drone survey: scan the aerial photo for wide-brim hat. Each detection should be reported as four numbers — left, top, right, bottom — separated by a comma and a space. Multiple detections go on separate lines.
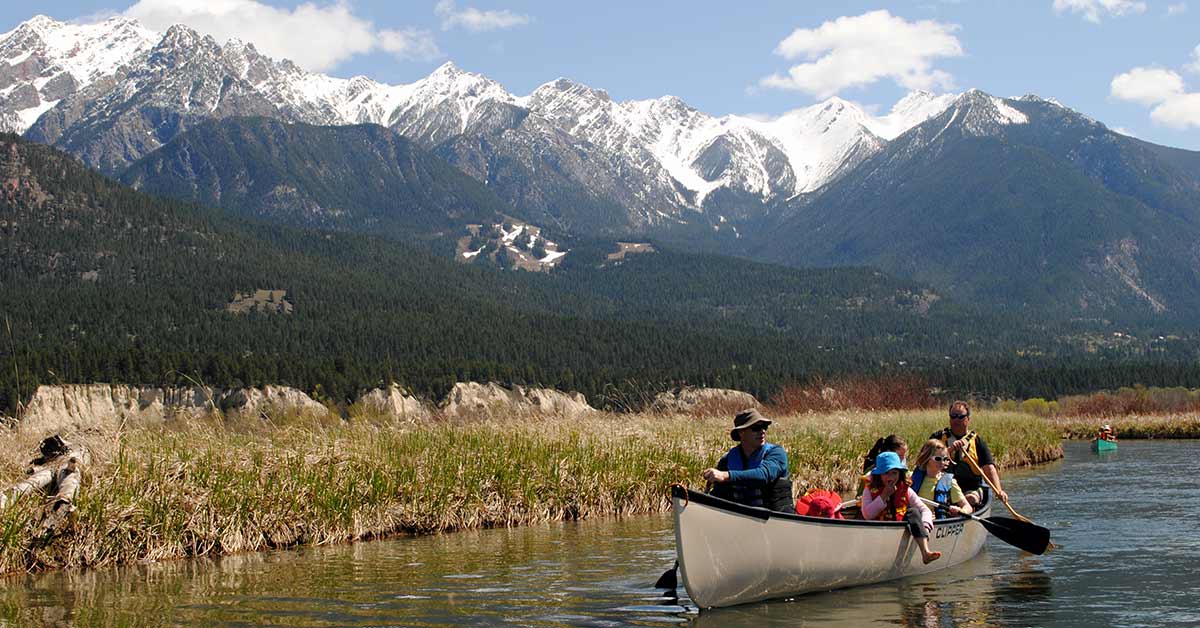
870, 451, 907, 476
730, 408, 771, 441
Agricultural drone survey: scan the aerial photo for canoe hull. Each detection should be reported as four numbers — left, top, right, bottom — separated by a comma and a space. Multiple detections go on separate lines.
672, 487, 991, 609
1091, 439, 1117, 453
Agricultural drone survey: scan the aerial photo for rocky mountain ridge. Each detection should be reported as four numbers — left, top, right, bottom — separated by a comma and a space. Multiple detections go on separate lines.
7, 15, 1200, 321
4, 15, 954, 223
764, 90, 1200, 319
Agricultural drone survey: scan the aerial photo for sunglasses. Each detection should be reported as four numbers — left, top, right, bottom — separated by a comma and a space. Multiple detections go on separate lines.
949, 414, 969, 420
745, 424, 768, 432
933, 456, 951, 463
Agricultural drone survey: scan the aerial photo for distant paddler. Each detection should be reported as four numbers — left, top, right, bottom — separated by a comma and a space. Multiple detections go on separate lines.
1092, 424, 1118, 453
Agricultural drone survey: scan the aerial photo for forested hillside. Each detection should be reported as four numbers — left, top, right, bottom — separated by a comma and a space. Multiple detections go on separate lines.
119, 118, 521, 243
0, 135, 984, 413
4, 135, 1199, 415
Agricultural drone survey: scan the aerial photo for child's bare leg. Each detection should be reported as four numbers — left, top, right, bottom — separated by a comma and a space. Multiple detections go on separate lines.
920, 538, 942, 564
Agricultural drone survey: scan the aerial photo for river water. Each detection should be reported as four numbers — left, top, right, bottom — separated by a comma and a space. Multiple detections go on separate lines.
3, 440, 1199, 627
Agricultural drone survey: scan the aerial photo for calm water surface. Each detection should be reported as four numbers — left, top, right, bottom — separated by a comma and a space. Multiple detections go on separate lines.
3, 440, 1199, 627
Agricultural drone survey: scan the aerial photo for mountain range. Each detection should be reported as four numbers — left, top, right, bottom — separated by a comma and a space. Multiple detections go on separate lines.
4, 15, 1200, 324
8, 130, 1078, 415
1, 16, 946, 215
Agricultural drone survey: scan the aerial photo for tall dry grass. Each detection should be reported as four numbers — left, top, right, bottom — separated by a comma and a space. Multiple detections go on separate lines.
998, 386, 1200, 419
0, 408, 1060, 574
767, 376, 940, 414
1041, 414, 1200, 440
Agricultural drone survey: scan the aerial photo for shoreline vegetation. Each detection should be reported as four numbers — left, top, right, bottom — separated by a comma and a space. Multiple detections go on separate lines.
1, 409, 1062, 576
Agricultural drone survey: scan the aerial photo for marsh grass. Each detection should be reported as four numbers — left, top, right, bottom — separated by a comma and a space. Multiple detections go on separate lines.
1042, 413, 1200, 439
0, 409, 1060, 574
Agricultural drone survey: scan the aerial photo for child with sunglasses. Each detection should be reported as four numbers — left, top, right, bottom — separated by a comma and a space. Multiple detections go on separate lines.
910, 439, 974, 518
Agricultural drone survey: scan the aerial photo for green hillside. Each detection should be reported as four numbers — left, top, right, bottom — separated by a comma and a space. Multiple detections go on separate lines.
119, 118, 521, 243
0, 134, 998, 413
5, 134, 1199, 414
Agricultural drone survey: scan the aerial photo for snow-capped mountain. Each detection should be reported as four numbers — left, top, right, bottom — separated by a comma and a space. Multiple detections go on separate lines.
762, 89, 1200, 318
527, 80, 794, 205
0, 15, 156, 132
525, 81, 957, 201
0, 14, 962, 216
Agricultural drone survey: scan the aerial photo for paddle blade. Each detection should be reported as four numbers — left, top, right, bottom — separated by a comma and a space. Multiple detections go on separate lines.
979, 516, 1051, 555
654, 562, 678, 590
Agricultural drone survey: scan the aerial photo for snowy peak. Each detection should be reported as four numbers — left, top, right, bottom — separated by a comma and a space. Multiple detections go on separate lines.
382, 61, 518, 142
148, 25, 225, 70
864, 90, 958, 140
737, 99, 881, 195
0, 15, 156, 131
947, 89, 1029, 137
2, 14, 156, 79
530, 78, 613, 105
890, 89, 1037, 156
420, 61, 514, 103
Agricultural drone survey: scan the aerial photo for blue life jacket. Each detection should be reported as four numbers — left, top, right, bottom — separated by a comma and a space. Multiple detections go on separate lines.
712, 443, 794, 512
913, 468, 957, 518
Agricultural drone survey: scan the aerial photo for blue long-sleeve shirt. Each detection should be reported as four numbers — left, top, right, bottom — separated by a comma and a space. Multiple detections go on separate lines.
714, 443, 790, 509
719, 442, 789, 485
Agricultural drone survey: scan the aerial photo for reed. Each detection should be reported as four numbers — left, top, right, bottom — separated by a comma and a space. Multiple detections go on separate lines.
1042, 413, 1200, 439
0, 409, 1061, 574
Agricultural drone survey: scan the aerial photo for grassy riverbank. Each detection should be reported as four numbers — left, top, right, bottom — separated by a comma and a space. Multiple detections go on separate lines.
1043, 414, 1200, 439
0, 409, 1061, 574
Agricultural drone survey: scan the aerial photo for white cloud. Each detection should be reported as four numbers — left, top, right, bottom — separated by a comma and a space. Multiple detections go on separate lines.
1111, 126, 1138, 137
1111, 67, 1185, 105
378, 29, 441, 60
1188, 45, 1200, 73
759, 10, 962, 99
434, 0, 530, 32
1052, 0, 1147, 23
1167, 3, 1188, 15
1112, 66, 1200, 129
122, 0, 441, 72
1149, 93, 1200, 127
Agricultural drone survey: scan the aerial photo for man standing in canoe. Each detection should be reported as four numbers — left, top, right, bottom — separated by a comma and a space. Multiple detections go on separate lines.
702, 409, 795, 513
931, 401, 1008, 506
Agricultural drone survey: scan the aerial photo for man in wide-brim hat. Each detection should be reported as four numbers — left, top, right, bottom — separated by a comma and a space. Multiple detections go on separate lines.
702, 408, 794, 512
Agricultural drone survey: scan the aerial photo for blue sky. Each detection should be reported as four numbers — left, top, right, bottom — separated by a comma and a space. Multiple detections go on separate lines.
4, 1, 1200, 149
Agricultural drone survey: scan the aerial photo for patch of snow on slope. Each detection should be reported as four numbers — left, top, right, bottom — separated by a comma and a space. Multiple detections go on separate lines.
737, 97, 882, 194
862, 91, 958, 140
990, 96, 1028, 124
620, 97, 731, 203
17, 98, 59, 128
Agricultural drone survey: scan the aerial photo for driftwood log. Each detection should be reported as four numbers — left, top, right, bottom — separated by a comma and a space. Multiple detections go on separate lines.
1, 435, 89, 535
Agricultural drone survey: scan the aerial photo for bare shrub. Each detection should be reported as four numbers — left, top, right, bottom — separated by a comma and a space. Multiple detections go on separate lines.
1055, 386, 1200, 417
767, 375, 938, 414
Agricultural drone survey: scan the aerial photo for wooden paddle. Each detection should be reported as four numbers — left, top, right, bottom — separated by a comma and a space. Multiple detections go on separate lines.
919, 497, 1050, 555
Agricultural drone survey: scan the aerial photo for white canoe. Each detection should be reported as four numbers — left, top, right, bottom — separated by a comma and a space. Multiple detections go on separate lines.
671, 485, 993, 608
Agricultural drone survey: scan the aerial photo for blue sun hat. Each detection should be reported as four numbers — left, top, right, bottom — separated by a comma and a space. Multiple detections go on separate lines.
871, 451, 907, 476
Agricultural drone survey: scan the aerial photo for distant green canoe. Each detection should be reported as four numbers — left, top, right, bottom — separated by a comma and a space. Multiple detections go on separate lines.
1091, 438, 1117, 453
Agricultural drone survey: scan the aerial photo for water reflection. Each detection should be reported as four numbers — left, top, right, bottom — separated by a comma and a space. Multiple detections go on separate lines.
686, 549, 1054, 628
3, 441, 1198, 627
